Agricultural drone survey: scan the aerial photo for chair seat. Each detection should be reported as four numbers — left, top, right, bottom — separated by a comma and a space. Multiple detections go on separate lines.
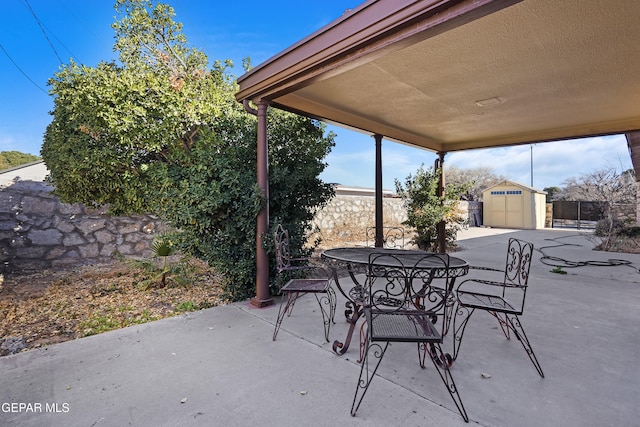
281, 278, 330, 293
367, 309, 442, 343
457, 290, 519, 314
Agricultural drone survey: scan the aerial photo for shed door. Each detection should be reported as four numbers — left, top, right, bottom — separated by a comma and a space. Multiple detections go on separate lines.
505, 190, 524, 228
487, 189, 525, 228
486, 190, 505, 226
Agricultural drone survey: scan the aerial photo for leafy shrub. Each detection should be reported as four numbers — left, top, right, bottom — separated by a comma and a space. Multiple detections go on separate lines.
395, 165, 470, 251
152, 111, 334, 301
620, 226, 640, 238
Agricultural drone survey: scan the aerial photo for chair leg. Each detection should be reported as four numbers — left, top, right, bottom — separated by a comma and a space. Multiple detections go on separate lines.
489, 311, 511, 339
418, 343, 426, 368
357, 320, 368, 363
506, 314, 545, 378
273, 291, 295, 341
428, 342, 469, 423
452, 304, 475, 361
327, 285, 337, 324
316, 287, 337, 342
351, 338, 389, 416
286, 291, 301, 317
421, 343, 453, 369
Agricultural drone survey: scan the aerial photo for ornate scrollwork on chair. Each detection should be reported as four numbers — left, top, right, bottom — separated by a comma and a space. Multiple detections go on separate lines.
365, 226, 405, 248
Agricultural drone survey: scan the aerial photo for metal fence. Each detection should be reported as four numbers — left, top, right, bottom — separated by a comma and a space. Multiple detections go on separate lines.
549, 200, 639, 229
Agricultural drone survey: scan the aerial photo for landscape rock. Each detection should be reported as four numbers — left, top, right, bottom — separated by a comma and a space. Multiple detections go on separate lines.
0, 336, 27, 356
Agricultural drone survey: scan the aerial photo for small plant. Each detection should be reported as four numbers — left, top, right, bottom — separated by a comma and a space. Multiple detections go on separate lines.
174, 300, 215, 312
550, 266, 567, 275
175, 301, 198, 312
131, 309, 158, 324
80, 314, 120, 336
129, 235, 196, 290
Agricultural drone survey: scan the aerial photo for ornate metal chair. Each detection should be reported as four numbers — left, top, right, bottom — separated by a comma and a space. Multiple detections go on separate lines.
453, 238, 544, 377
365, 226, 405, 248
351, 252, 468, 422
272, 224, 336, 342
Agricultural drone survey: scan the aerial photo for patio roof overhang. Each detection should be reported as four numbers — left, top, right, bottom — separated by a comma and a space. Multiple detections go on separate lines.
234, 0, 640, 306
236, 0, 640, 152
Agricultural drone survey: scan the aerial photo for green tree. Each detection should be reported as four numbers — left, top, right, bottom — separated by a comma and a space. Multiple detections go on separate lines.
41, 0, 334, 300
395, 165, 470, 251
152, 109, 334, 300
43, 0, 230, 213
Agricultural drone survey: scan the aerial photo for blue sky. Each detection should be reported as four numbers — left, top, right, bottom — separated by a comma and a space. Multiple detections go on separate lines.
0, 0, 632, 191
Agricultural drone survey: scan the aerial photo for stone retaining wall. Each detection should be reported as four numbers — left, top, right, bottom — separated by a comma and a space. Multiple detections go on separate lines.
0, 181, 165, 273
312, 191, 471, 248
312, 192, 409, 247
1, 182, 478, 272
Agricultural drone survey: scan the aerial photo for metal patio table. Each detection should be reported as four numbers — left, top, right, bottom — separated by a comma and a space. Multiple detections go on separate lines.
321, 247, 469, 356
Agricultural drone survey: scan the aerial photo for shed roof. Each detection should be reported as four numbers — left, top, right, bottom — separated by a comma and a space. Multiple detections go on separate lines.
482, 179, 546, 194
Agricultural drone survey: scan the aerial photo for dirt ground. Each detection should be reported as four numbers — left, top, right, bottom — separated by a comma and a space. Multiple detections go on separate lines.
0, 260, 226, 356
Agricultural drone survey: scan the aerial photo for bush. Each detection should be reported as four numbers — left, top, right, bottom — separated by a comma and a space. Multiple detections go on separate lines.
620, 226, 640, 238
153, 111, 334, 301
395, 165, 470, 251
594, 217, 637, 237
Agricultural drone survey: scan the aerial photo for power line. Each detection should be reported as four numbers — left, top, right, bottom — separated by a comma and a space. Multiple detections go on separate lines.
0, 43, 48, 95
21, 0, 64, 64
40, 20, 78, 61
54, 0, 109, 48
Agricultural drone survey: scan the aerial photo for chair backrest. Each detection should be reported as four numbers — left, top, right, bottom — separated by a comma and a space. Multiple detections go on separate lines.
273, 224, 292, 273
366, 252, 451, 314
501, 238, 534, 305
503, 238, 534, 287
365, 227, 405, 249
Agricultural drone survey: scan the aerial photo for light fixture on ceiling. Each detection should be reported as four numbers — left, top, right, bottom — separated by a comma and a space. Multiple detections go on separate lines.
475, 96, 506, 107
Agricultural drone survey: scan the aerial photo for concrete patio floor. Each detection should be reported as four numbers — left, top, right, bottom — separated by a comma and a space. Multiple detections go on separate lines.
1, 228, 639, 426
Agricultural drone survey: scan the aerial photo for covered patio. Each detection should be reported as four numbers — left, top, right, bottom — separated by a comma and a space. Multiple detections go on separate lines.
2, 229, 639, 426
235, 0, 640, 306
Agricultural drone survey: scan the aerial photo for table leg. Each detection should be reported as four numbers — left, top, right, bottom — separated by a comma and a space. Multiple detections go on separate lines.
324, 262, 366, 356
332, 300, 363, 355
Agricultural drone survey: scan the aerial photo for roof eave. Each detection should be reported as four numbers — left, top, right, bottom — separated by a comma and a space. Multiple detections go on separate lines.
235, 0, 521, 105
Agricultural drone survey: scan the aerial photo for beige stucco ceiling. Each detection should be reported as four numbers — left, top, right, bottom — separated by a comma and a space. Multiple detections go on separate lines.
236, 0, 640, 153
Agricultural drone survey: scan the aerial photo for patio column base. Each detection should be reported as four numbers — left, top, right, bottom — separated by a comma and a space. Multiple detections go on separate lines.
250, 297, 274, 308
